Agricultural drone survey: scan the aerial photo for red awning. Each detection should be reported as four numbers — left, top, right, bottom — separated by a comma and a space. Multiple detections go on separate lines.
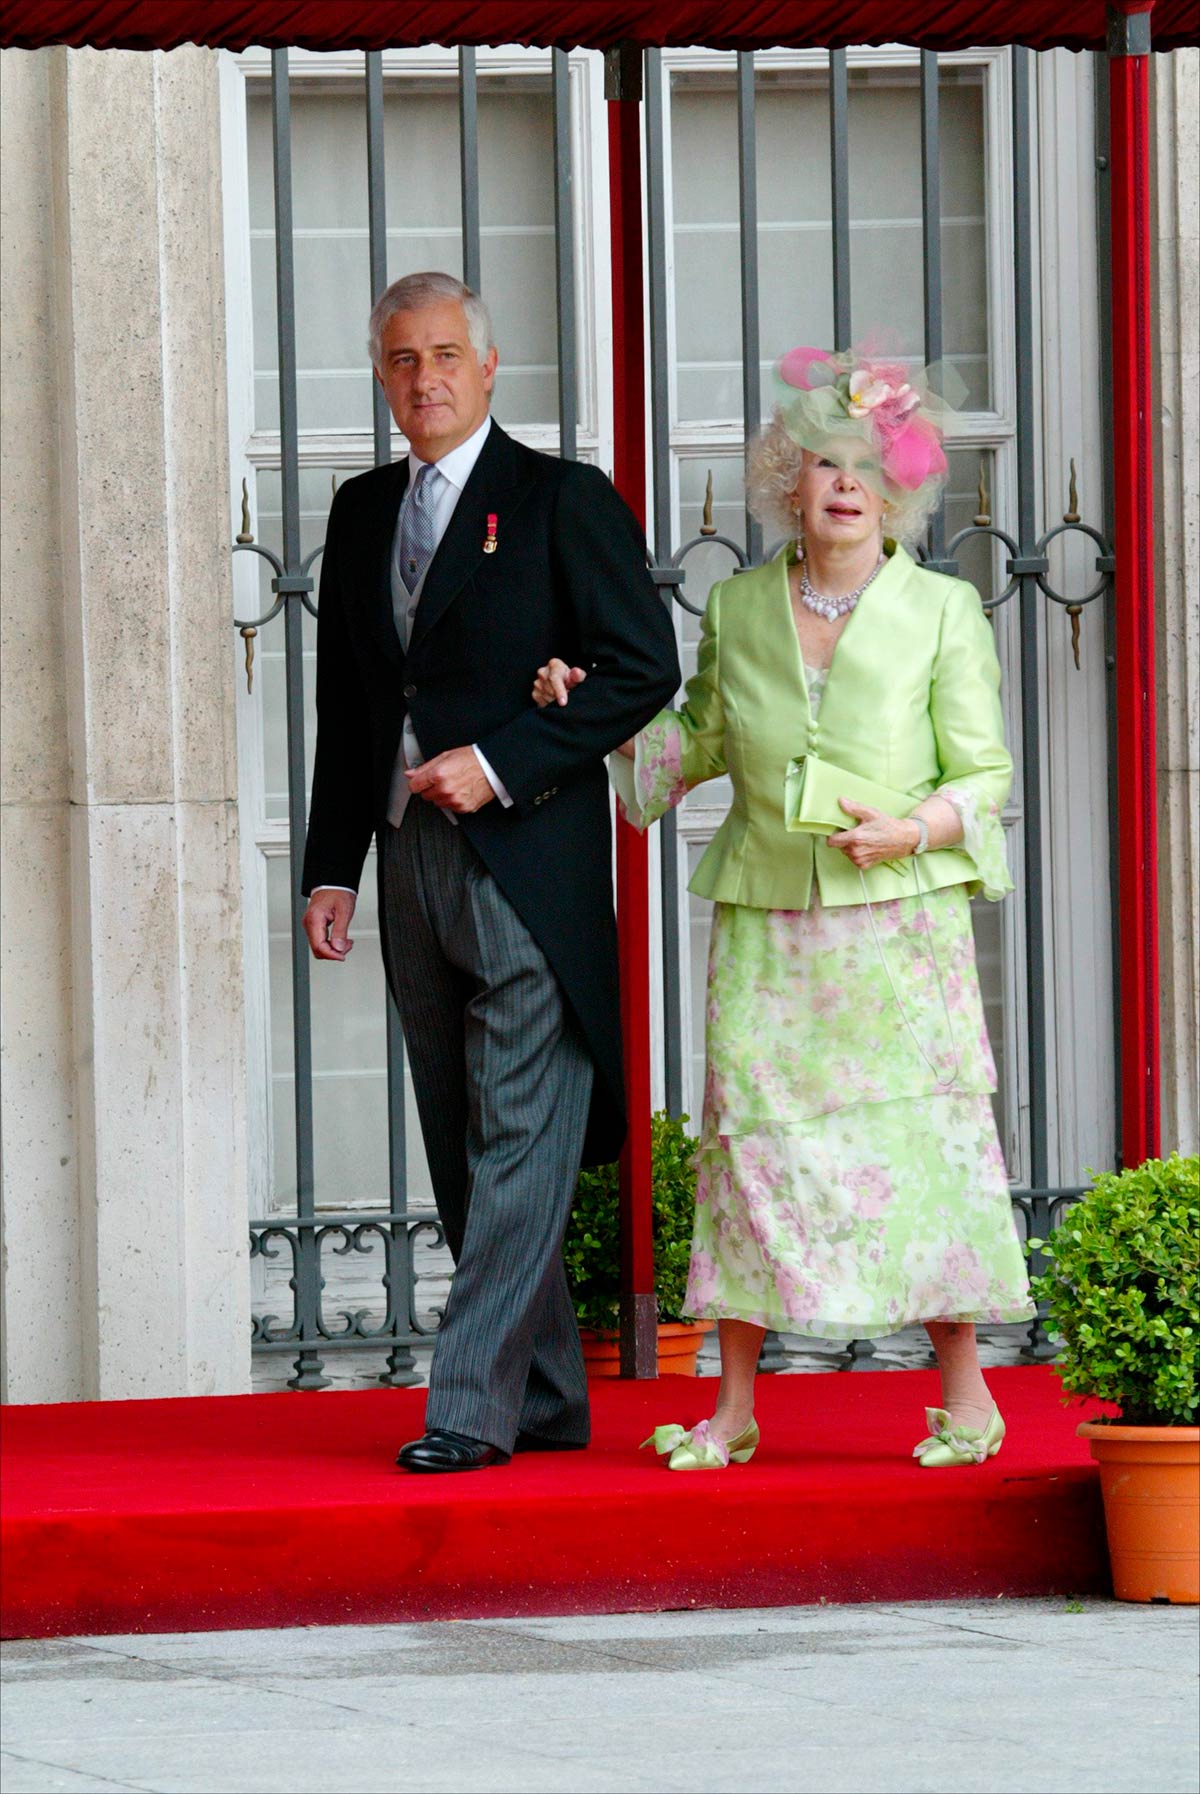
0, 1, 1195, 54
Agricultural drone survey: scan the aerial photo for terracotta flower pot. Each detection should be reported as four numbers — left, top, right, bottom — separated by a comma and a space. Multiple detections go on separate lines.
579, 1321, 714, 1379
1077, 1421, 1200, 1604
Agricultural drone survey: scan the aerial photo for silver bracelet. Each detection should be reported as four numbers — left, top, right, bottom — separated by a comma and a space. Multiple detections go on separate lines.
910, 815, 930, 856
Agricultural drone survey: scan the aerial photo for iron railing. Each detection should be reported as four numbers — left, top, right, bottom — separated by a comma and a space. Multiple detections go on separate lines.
234, 44, 1113, 1385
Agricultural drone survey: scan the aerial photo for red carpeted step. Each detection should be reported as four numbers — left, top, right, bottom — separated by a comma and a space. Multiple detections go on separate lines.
0, 1365, 1110, 1638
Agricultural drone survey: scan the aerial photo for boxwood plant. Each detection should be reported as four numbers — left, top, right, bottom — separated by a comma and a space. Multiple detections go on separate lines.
563, 1110, 700, 1333
1030, 1154, 1198, 1426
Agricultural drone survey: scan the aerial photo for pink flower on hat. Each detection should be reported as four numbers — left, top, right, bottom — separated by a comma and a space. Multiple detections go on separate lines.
847, 368, 922, 420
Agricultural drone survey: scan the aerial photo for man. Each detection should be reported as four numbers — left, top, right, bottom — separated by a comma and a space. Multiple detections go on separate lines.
301, 272, 679, 1472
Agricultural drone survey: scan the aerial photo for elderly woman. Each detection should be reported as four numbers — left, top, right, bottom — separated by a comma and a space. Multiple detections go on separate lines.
536, 345, 1034, 1470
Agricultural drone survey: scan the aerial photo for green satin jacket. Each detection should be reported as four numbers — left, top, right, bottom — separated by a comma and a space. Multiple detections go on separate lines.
616, 542, 1014, 909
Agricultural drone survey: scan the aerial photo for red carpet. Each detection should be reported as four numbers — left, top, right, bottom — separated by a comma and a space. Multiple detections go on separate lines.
1, 1366, 1110, 1638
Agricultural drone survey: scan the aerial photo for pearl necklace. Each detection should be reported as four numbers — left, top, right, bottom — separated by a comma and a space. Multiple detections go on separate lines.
796, 554, 885, 622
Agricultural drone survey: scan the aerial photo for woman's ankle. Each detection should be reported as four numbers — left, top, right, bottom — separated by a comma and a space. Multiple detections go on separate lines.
938, 1385, 994, 1426
709, 1404, 755, 1440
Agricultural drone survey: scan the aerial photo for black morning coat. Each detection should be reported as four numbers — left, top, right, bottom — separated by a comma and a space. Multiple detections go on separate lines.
300, 420, 682, 1166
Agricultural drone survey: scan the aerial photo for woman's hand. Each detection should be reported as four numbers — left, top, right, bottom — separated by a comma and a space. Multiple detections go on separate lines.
530, 655, 635, 757
532, 657, 587, 709
827, 801, 919, 869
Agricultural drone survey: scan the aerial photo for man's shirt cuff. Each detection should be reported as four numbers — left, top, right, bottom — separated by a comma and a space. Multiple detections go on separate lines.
472, 744, 513, 808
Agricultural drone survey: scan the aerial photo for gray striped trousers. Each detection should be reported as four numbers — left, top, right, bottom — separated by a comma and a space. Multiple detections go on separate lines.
382, 799, 594, 1452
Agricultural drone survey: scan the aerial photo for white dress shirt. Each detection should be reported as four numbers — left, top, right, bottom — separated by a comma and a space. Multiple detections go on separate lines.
321, 414, 510, 898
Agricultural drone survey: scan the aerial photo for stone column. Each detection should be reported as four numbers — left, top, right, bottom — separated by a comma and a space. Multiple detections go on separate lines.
0, 47, 82, 1402
0, 44, 250, 1398
1153, 49, 1199, 1158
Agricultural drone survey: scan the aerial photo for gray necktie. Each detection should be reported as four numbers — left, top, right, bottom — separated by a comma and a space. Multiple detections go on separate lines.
398, 462, 440, 594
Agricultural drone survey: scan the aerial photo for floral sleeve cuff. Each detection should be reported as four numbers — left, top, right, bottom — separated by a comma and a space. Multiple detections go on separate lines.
939, 784, 1014, 902
608, 713, 687, 831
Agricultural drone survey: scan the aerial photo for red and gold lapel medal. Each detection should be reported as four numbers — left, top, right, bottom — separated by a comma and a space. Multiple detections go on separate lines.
483, 513, 498, 554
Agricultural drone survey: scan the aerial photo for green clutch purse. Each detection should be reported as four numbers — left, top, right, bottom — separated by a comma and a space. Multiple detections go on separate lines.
784, 753, 917, 836
784, 752, 977, 906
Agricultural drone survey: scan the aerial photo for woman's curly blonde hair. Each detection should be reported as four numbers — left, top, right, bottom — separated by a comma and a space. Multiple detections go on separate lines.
745, 410, 942, 552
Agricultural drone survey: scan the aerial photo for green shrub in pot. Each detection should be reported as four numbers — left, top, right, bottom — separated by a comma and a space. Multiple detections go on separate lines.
563, 1110, 699, 1333
1029, 1153, 1198, 1425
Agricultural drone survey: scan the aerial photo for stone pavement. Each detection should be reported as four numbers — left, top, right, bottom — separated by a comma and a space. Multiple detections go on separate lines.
2, 1598, 1197, 1794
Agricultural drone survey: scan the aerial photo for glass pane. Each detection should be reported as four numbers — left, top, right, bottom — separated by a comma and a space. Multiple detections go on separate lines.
247, 82, 374, 433
943, 445, 996, 601
265, 850, 297, 1206
250, 465, 337, 821
677, 456, 752, 571
267, 850, 388, 1210
265, 848, 439, 1215
247, 70, 560, 434
970, 881, 1013, 1170
685, 844, 715, 1120
941, 446, 1019, 757
670, 62, 990, 426
846, 75, 989, 411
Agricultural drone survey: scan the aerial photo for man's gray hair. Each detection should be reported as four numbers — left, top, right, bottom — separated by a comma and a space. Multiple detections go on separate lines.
368, 272, 495, 369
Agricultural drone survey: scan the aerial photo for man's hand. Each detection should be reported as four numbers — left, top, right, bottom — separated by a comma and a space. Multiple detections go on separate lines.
405, 746, 496, 813
303, 887, 357, 962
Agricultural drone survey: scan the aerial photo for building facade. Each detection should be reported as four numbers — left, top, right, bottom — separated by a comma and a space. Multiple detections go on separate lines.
1, 40, 1196, 1402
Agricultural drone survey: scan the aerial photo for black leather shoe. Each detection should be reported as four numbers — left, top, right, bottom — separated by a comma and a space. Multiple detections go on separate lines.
513, 1431, 588, 1453
396, 1429, 510, 1473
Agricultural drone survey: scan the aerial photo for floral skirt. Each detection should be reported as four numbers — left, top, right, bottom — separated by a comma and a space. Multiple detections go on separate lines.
682, 888, 1035, 1338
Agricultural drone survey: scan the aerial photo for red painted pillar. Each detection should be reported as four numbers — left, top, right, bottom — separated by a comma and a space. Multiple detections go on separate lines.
1107, 1, 1161, 1166
606, 47, 657, 1377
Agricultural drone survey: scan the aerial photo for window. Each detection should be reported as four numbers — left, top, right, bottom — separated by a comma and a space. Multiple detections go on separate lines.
668, 58, 991, 423
245, 72, 566, 434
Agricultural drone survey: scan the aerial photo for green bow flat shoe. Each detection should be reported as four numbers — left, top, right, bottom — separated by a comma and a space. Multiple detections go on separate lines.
913, 1404, 1005, 1468
639, 1418, 759, 1470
